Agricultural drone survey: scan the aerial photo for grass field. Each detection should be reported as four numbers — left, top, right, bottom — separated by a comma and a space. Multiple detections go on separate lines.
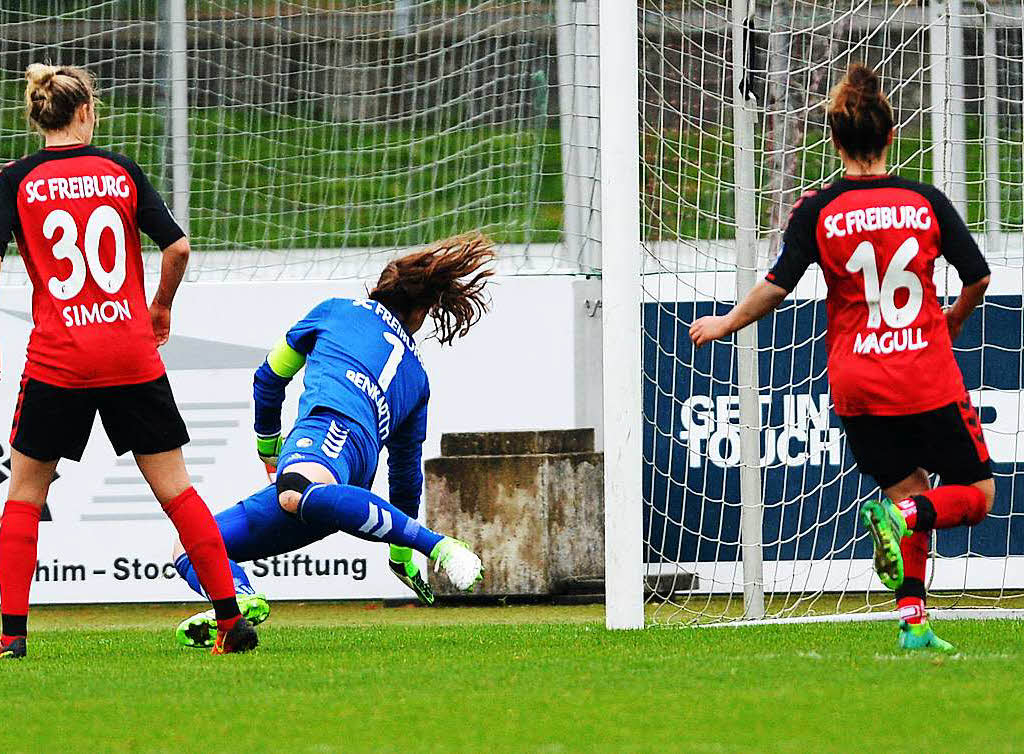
3, 602, 1023, 753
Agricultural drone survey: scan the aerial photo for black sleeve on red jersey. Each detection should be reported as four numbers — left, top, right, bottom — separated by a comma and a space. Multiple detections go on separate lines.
766, 194, 819, 292
0, 168, 17, 260
924, 187, 990, 286
106, 152, 186, 250
131, 164, 186, 250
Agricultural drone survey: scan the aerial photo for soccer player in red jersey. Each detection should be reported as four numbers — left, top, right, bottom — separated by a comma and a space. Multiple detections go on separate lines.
690, 63, 992, 651
0, 64, 257, 657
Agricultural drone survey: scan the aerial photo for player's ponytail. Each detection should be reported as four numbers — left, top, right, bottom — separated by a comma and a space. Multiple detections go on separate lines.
827, 62, 894, 163
24, 63, 95, 132
369, 234, 496, 346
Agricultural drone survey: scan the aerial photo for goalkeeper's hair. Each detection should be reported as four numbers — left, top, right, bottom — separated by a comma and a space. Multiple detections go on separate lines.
369, 233, 496, 346
827, 62, 893, 163
24, 63, 95, 132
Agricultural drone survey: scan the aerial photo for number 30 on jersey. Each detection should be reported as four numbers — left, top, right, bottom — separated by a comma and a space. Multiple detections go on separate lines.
43, 205, 127, 300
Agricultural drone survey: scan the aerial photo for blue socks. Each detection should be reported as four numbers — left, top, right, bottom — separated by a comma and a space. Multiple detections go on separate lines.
298, 483, 444, 556
172, 484, 443, 600
175, 553, 255, 600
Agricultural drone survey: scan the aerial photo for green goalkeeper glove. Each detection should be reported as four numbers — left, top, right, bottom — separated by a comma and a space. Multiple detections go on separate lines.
256, 433, 283, 478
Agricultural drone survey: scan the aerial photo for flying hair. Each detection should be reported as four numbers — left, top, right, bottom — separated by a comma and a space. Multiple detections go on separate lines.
827, 63, 894, 163
24, 63, 95, 133
369, 234, 496, 346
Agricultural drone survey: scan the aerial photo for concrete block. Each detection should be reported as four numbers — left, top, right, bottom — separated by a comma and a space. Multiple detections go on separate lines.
440, 428, 595, 456
425, 429, 603, 596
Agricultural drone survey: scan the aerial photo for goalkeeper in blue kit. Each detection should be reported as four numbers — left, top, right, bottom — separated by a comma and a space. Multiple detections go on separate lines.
171, 236, 493, 646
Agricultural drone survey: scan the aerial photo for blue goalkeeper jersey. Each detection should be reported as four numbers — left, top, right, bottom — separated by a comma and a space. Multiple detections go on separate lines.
284, 298, 428, 446
253, 297, 429, 510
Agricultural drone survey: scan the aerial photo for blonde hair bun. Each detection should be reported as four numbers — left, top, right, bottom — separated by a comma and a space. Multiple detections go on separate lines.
25, 63, 59, 95
24, 63, 95, 133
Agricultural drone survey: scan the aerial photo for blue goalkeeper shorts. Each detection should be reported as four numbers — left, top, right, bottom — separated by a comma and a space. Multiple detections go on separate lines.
215, 409, 380, 563
277, 408, 378, 487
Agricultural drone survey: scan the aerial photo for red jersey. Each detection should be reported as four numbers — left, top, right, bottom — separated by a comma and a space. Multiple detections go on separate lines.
767, 175, 990, 417
0, 145, 184, 388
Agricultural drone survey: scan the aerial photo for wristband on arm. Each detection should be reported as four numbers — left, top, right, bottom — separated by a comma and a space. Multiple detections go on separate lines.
253, 338, 307, 437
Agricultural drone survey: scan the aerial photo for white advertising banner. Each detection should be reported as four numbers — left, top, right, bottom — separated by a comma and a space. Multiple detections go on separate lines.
0, 275, 580, 603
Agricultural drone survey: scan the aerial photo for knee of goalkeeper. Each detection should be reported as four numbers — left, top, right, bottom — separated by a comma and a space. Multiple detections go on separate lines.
276, 471, 311, 514
275, 461, 336, 514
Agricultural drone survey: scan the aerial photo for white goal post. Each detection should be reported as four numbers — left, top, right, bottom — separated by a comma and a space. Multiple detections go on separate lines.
599, 0, 645, 630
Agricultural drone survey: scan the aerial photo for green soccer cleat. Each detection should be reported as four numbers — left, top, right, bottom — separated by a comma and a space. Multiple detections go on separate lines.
176, 593, 271, 649
430, 537, 484, 592
388, 546, 435, 605
860, 498, 908, 591
899, 620, 956, 652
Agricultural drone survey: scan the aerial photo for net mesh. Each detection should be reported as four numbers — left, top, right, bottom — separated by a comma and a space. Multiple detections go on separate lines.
0, 1, 592, 281
641, 0, 1024, 623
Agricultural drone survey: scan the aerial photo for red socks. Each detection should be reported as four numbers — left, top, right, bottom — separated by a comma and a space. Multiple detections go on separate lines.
897, 531, 929, 624
162, 487, 240, 628
895, 497, 918, 527
897, 596, 927, 624
2, 491, 241, 639
928, 486, 988, 527
0, 500, 43, 641
896, 485, 987, 531
900, 530, 928, 584
893, 486, 987, 625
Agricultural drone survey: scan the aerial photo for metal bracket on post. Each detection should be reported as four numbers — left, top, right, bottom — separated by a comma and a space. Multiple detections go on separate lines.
731, 0, 765, 620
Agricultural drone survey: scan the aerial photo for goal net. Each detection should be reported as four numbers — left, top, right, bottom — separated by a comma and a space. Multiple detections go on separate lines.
640, 0, 1024, 623
0, 1, 584, 282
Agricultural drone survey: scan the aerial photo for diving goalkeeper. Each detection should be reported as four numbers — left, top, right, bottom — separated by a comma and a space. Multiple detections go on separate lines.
171, 235, 493, 646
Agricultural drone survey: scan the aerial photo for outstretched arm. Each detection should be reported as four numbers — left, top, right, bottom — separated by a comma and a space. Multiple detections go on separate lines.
691, 188, 818, 347
690, 280, 788, 348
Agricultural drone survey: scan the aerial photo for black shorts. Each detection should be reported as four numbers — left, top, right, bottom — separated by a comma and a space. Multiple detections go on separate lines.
10, 374, 190, 462
840, 394, 993, 490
